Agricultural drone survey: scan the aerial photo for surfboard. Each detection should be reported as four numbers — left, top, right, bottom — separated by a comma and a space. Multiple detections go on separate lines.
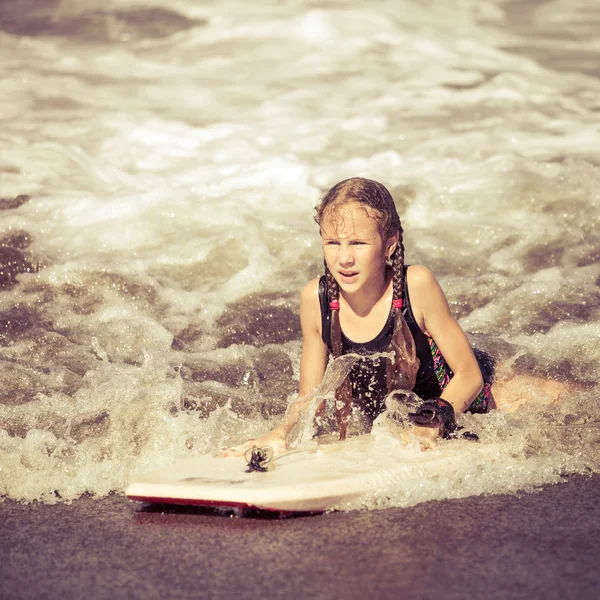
126, 434, 501, 514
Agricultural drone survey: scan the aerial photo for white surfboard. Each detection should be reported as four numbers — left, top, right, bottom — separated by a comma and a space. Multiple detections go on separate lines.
126, 435, 502, 514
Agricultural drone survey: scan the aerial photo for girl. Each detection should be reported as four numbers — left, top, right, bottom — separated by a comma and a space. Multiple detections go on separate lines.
223, 177, 540, 456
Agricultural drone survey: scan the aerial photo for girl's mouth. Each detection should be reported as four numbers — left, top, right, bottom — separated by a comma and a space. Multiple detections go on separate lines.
339, 271, 359, 282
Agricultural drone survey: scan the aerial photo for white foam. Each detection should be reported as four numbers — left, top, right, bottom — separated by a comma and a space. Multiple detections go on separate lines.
1, 0, 599, 507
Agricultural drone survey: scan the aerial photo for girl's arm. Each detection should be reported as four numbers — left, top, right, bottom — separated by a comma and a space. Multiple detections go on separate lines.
408, 266, 483, 414
222, 279, 328, 455
270, 279, 328, 436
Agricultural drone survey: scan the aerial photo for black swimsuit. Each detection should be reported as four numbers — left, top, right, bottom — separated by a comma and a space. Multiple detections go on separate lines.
318, 267, 493, 422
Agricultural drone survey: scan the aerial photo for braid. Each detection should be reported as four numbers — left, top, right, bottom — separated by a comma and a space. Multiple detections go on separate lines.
324, 261, 353, 439
387, 232, 420, 392
325, 261, 342, 357
392, 224, 405, 303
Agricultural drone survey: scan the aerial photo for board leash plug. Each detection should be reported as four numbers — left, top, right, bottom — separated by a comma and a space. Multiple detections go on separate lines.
245, 445, 274, 472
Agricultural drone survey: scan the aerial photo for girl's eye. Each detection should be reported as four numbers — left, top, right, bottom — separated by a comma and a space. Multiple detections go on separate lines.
325, 240, 339, 245
350, 241, 365, 245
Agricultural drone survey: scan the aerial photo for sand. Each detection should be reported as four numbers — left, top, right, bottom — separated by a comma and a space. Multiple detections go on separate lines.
2, 475, 600, 600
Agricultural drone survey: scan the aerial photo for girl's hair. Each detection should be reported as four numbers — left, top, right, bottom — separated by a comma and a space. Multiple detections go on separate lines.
314, 178, 420, 432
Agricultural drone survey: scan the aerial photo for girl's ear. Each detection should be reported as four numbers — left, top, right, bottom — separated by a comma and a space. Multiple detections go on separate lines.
386, 233, 399, 257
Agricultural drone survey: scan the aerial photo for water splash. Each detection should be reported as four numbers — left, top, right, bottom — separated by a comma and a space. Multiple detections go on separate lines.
1, 0, 599, 506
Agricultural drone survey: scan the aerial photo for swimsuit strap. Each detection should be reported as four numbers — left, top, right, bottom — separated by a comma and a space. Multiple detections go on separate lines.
319, 268, 410, 354
318, 275, 332, 350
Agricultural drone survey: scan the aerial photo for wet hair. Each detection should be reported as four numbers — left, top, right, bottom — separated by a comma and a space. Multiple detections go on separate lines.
314, 177, 420, 435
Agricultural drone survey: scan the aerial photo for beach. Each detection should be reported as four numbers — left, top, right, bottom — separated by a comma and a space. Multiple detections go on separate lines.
2, 0, 600, 598
3, 475, 600, 599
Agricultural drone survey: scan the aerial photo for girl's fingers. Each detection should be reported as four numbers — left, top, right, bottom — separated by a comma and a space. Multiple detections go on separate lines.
397, 427, 439, 451
222, 440, 254, 457
419, 437, 438, 451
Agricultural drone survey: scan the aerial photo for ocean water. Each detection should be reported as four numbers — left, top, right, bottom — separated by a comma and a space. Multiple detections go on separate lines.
0, 0, 599, 506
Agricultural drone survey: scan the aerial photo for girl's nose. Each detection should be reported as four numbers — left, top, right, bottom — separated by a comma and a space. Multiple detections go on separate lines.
338, 245, 355, 266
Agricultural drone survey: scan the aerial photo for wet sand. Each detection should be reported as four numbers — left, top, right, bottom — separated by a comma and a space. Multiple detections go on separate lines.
2, 475, 600, 600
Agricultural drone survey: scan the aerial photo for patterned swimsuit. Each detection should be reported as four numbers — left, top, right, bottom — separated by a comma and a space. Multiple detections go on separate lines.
318, 267, 494, 423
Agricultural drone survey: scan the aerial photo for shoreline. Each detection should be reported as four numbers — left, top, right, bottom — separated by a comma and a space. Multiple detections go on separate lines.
2, 474, 600, 599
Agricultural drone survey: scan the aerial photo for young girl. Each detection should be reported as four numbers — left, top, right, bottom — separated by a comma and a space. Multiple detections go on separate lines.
223, 177, 539, 456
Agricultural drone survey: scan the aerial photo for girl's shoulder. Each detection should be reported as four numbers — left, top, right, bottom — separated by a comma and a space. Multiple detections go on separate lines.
405, 265, 448, 329
406, 264, 437, 289
300, 278, 323, 335
300, 278, 322, 312
301, 277, 321, 299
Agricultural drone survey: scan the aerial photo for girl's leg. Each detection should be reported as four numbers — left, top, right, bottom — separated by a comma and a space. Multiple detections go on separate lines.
491, 374, 572, 413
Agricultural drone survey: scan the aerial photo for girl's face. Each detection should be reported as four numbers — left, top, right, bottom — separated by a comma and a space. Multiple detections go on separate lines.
320, 202, 397, 295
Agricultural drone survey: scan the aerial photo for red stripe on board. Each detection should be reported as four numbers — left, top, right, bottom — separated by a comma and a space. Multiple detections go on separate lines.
126, 495, 323, 516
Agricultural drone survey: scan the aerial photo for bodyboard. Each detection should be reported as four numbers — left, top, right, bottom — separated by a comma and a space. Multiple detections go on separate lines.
126, 435, 503, 513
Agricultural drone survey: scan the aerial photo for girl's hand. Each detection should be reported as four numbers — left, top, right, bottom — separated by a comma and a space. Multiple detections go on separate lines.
398, 424, 441, 451
222, 428, 288, 457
